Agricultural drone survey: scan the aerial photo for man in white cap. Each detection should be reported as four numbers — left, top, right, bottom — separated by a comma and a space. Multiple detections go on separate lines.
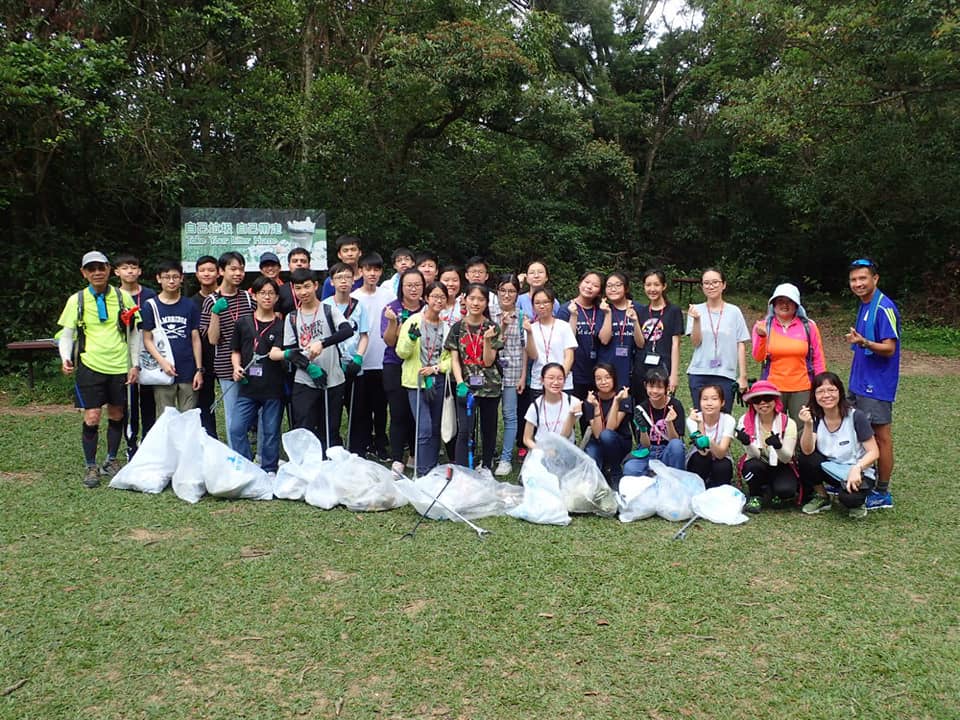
57, 251, 141, 487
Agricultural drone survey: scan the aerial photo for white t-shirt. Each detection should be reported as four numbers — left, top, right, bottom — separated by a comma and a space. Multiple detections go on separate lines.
689, 413, 736, 460
529, 319, 578, 390
351, 285, 393, 370
524, 393, 577, 442
685, 302, 750, 381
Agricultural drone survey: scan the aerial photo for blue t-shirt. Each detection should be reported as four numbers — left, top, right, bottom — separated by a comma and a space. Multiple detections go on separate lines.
597, 302, 641, 388
849, 292, 901, 402
556, 300, 604, 385
140, 295, 200, 383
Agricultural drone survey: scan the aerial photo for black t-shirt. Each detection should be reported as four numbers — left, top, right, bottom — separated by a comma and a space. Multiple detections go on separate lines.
582, 394, 633, 441
230, 315, 285, 400
556, 301, 604, 385
634, 396, 685, 446
635, 303, 684, 375
191, 292, 217, 371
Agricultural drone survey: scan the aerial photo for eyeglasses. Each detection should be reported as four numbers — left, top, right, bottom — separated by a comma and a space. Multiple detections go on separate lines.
498, 288, 518, 295
814, 387, 840, 396
428, 293, 448, 301
332, 274, 354, 282
605, 281, 624, 289
159, 274, 182, 281
256, 290, 277, 297
702, 280, 722, 287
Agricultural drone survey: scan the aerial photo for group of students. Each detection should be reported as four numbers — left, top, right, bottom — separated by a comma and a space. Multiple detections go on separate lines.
59, 243, 901, 520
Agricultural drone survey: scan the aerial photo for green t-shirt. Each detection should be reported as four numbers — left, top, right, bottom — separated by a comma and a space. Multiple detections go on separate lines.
58, 287, 137, 375
444, 319, 504, 398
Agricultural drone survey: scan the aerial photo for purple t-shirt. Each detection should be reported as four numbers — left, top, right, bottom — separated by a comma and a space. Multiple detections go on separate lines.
381, 299, 423, 366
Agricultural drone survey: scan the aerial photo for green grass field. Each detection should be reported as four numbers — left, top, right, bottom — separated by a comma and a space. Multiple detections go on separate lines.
2, 303, 959, 719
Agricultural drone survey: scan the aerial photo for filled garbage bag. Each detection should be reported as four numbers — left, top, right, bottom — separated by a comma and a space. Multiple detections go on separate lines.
170, 409, 205, 504
616, 474, 658, 523
396, 464, 523, 521
650, 460, 706, 522
507, 448, 570, 526
202, 434, 273, 500
691, 485, 749, 525
322, 447, 408, 512
109, 407, 179, 494
520, 432, 617, 516
273, 429, 326, 501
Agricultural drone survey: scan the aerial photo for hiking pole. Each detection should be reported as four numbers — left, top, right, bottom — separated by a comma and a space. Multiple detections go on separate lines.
673, 514, 700, 541
402, 464, 453, 539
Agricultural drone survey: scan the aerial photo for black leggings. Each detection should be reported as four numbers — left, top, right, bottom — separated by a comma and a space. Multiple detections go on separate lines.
798, 450, 870, 508
741, 458, 798, 500
383, 363, 414, 462
454, 395, 500, 469
686, 452, 734, 489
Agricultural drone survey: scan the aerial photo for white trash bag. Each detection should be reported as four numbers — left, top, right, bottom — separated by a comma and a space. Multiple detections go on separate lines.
616, 474, 658, 523
109, 406, 180, 494
650, 460, 706, 522
273, 429, 326, 501
170, 409, 206, 504
691, 485, 749, 525
396, 464, 522, 520
507, 448, 570, 526
520, 431, 617, 516
323, 446, 408, 512
201, 434, 273, 500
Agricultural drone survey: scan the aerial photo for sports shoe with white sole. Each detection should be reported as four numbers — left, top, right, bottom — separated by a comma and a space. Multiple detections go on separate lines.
494, 460, 512, 477
801, 494, 832, 515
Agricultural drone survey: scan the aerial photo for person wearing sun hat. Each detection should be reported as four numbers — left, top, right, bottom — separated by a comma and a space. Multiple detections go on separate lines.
735, 379, 799, 513
751, 282, 826, 425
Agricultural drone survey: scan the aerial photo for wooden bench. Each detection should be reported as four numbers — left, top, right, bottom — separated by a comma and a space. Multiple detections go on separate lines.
6, 339, 58, 388
672, 277, 701, 305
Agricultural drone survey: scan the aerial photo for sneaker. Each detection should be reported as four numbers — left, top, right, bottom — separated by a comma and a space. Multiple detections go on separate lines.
865, 490, 893, 510
801, 494, 832, 515
494, 460, 512, 477
391, 461, 406, 478
745, 495, 762, 514
83, 465, 101, 488
100, 458, 122, 478
848, 505, 868, 519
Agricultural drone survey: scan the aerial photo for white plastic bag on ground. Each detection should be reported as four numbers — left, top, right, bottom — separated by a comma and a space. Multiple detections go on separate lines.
201, 434, 273, 500
616, 475, 658, 522
396, 464, 522, 520
650, 460, 706, 521
274, 429, 326, 500
507, 448, 570, 526
691, 485, 749, 525
323, 447, 408, 512
170, 409, 205, 504
109, 407, 179, 494
520, 432, 617, 516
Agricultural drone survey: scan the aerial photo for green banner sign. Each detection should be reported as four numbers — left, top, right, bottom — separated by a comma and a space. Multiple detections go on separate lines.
180, 208, 327, 272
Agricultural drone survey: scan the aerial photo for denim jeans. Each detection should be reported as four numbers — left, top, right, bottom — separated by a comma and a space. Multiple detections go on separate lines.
500, 386, 519, 464
688, 373, 736, 414
409, 385, 444, 476
230, 396, 283, 472
622, 438, 686, 476
584, 429, 632, 479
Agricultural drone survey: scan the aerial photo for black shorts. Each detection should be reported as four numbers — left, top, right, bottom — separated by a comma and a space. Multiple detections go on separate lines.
74, 363, 127, 410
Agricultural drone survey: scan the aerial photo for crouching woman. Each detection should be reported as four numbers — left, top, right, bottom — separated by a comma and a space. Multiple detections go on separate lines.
798, 372, 879, 519
735, 379, 798, 513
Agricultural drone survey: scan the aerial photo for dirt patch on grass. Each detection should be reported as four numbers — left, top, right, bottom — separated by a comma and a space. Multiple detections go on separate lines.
0, 471, 40, 484
125, 528, 194, 544
0, 400, 74, 416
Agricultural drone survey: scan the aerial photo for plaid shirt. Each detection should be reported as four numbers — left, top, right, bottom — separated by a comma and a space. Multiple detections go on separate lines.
495, 307, 525, 387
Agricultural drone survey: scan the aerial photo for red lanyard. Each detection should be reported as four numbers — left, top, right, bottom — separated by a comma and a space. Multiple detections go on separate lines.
616, 304, 631, 345
542, 396, 564, 433
578, 303, 598, 336
463, 323, 484, 366
252, 316, 277, 354
706, 302, 724, 358
537, 319, 555, 360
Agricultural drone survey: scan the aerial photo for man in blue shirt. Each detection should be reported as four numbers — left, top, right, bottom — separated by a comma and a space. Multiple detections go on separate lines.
844, 258, 900, 510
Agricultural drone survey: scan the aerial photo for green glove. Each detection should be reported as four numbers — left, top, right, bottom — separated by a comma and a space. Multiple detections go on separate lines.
407, 324, 421, 341
637, 422, 650, 434
211, 297, 229, 315
456, 381, 469, 398
694, 433, 711, 451
631, 447, 650, 459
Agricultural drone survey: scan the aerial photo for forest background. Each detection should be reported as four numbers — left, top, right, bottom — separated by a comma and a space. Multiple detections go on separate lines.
3, 0, 959, 365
